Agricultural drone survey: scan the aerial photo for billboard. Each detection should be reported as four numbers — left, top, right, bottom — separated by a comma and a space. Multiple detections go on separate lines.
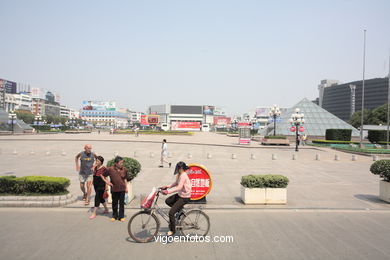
0, 79, 17, 94
140, 115, 160, 126
256, 108, 270, 117
82, 101, 116, 111
171, 105, 202, 114
203, 105, 215, 115
213, 116, 231, 126
171, 121, 201, 131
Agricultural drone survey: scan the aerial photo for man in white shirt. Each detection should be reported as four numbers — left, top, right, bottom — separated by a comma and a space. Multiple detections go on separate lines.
159, 139, 171, 168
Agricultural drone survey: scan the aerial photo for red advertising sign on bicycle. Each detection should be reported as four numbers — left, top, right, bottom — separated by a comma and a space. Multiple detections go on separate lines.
187, 164, 212, 200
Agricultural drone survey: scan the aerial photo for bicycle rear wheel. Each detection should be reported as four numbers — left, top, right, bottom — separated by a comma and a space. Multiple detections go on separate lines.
128, 211, 160, 243
179, 209, 210, 237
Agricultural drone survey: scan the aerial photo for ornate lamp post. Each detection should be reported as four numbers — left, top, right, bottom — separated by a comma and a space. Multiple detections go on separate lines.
34, 114, 42, 133
8, 111, 17, 134
289, 108, 305, 152
269, 104, 281, 136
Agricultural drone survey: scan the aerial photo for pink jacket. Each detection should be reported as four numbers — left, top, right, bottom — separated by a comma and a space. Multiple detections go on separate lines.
167, 172, 192, 198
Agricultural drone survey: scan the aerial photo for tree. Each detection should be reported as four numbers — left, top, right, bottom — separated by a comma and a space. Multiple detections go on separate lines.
349, 109, 372, 128
15, 111, 35, 124
349, 103, 389, 128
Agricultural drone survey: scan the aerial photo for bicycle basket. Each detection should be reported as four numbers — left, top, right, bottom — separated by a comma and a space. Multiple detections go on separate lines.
141, 187, 157, 209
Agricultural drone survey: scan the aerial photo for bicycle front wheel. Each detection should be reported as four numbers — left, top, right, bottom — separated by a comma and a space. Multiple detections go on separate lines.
128, 211, 160, 243
179, 209, 210, 237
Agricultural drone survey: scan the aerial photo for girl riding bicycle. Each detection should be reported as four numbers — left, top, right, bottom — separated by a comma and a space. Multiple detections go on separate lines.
161, 161, 192, 236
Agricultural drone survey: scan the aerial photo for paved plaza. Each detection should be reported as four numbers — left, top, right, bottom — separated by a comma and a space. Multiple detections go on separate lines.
1, 132, 390, 259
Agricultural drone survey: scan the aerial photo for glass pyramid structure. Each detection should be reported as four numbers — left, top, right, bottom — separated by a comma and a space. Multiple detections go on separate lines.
259, 98, 360, 137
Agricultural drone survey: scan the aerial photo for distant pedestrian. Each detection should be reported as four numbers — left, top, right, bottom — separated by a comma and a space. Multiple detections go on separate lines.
302, 134, 307, 146
133, 126, 139, 137
104, 156, 128, 222
159, 139, 171, 168
75, 144, 97, 205
90, 156, 110, 220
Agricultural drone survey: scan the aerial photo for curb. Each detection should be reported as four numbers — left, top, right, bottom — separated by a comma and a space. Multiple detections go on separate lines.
0, 194, 77, 207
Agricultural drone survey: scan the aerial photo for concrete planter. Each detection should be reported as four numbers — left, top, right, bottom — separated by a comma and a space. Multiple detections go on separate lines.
379, 180, 390, 203
241, 185, 287, 205
108, 181, 133, 204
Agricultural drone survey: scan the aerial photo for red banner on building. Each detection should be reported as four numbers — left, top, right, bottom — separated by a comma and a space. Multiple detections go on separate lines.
171, 121, 201, 130
187, 164, 212, 200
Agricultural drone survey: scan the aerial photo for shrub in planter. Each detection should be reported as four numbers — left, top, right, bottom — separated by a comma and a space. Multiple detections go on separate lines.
0, 176, 70, 194
370, 160, 390, 182
241, 175, 289, 188
107, 157, 141, 181
368, 130, 389, 144
325, 129, 352, 141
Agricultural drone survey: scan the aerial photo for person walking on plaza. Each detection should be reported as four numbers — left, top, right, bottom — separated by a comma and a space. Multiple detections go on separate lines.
75, 144, 97, 205
103, 156, 128, 222
161, 161, 192, 236
302, 134, 307, 146
159, 139, 171, 168
89, 156, 110, 220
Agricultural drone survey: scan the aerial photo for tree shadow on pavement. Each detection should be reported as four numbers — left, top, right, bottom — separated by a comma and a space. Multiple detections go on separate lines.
354, 194, 390, 206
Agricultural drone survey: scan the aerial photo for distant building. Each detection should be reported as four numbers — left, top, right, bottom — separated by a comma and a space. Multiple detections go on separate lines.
319, 77, 389, 122
148, 104, 228, 131
4, 93, 32, 112
80, 101, 129, 128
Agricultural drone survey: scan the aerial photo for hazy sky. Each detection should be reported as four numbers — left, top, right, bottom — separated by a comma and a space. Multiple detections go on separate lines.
1, 0, 390, 116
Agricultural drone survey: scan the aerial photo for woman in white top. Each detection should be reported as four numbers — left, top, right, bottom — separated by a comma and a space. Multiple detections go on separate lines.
159, 139, 171, 168
162, 161, 192, 236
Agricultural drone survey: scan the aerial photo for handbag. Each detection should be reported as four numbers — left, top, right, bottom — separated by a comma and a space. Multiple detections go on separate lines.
103, 191, 109, 199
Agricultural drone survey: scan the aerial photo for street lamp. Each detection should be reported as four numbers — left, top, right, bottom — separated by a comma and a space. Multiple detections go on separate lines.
34, 114, 42, 133
8, 111, 17, 134
289, 108, 305, 152
269, 104, 281, 136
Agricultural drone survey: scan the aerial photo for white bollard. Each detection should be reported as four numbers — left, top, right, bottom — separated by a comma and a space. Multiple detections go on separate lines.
373, 155, 379, 161
251, 153, 256, 160
352, 155, 357, 161
133, 151, 138, 157
292, 154, 297, 160
114, 151, 119, 157
232, 153, 237, 159
272, 154, 277, 160
13, 150, 18, 155
207, 153, 212, 159
315, 154, 320, 161
168, 152, 173, 158
46, 150, 51, 156
0, 148, 2, 155
150, 152, 154, 158
334, 154, 339, 161
30, 150, 35, 156
187, 153, 192, 159
61, 150, 66, 156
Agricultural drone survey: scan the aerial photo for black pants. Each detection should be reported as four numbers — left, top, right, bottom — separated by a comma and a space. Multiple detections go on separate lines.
94, 188, 106, 208
112, 191, 125, 219
165, 194, 190, 232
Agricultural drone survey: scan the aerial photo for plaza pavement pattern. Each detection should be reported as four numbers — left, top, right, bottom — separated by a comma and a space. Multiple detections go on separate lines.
1, 132, 390, 259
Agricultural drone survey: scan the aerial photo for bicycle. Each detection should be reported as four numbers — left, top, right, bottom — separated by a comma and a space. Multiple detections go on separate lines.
128, 187, 210, 243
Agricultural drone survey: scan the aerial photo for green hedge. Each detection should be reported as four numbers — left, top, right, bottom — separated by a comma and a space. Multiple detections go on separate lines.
107, 157, 141, 182
312, 139, 356, 144
370, 160, 390, 182
331, 146, 390, 154
0, 176, 70, 194
368, 130, 390, 143
325, 129, 352, 141
264, 135, 287, 139
241, 175, 289, 188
